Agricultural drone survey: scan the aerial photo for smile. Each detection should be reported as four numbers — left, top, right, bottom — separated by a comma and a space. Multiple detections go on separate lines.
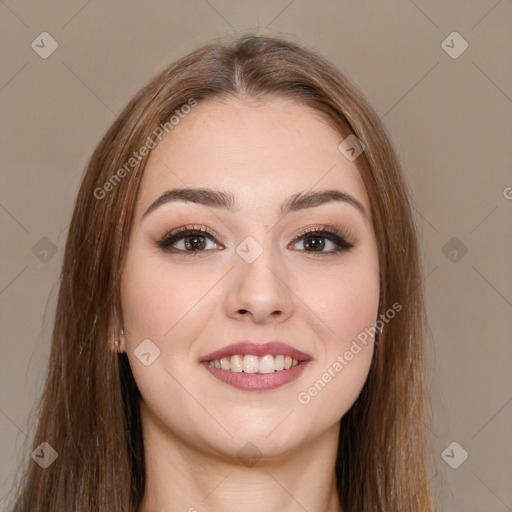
201, 355, 310, 391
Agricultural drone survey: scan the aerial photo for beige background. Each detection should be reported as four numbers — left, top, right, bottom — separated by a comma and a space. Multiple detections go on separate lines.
1, 1, 511, 510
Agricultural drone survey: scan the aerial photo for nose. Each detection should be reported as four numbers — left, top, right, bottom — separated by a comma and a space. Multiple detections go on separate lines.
224, 248, 295, 326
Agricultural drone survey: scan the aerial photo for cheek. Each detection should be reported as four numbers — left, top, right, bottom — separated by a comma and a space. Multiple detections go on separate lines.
120, 250, 223, 365
291, 254, 379, 393
329, 274, 378, 341
121, 251, 194, 334
291, 257, 379, 426
295, 257, 380, 346
119, 253, 215, 436
120, 266, 171, 338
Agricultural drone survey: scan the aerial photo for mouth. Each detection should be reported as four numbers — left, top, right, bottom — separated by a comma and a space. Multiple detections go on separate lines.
199, 341, 312, 391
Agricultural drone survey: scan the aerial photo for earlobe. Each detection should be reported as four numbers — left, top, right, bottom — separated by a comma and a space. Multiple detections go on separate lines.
108, 305, 127, 353
115, 328, 127, 353
111, 324, 126, 354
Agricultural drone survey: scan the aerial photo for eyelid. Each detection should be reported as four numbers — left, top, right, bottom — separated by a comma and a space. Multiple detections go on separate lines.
288, 223, 356, 245
156, 224, 222, 246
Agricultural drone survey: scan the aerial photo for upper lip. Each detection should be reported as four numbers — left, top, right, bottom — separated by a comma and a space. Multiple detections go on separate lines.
199, 341, 312, 363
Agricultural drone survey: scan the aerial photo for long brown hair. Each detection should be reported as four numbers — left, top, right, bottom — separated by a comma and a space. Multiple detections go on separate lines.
10, 34, 436, 511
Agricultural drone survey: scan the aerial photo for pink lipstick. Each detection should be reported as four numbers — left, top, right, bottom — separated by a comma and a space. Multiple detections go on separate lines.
199, 341, 312, 391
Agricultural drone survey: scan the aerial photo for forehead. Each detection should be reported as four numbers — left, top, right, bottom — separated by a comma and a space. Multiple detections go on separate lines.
136, 96, 370, 218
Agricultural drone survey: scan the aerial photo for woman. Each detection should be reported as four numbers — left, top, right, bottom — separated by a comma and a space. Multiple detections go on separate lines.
10, 34, 436, 511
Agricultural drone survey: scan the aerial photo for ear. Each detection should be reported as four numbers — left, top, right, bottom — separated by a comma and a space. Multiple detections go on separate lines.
108, 310, 127, 354
113, 329, 127, 354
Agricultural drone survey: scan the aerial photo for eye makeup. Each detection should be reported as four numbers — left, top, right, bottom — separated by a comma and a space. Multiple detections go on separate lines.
154, 222, 357, 257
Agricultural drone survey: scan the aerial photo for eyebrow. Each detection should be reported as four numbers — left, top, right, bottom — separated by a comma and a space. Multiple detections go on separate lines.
141, 187, 368, 221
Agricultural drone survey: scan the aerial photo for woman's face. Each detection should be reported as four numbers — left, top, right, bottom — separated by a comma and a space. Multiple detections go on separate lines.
119, 96, 380, 459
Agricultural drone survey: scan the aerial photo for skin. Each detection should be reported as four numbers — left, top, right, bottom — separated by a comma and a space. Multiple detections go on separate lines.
114, 96, 380, 512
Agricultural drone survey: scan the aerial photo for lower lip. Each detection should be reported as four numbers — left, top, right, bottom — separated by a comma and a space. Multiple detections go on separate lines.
201, 361, 310, 391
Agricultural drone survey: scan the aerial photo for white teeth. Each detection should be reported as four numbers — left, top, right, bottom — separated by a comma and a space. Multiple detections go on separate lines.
207, 354, 301, 373
258, 355, 275, 374
230, 355, 243, 372
242, 355, 259, 374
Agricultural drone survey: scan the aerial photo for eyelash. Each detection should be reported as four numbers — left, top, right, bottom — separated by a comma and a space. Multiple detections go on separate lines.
156, 224, 356, 257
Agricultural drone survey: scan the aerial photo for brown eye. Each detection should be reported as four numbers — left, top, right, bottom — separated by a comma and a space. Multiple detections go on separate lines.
181, 233, 207, 251
157, 228, 220, 254
290, 229, 355, 255
302, 235, 327, 251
